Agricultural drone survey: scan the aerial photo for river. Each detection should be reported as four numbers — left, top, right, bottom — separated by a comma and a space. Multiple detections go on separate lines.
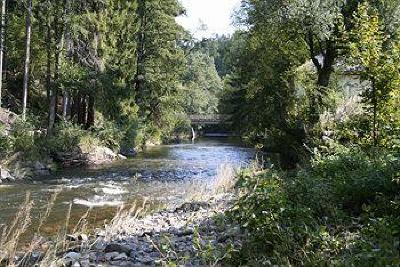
0, 138, 254, 244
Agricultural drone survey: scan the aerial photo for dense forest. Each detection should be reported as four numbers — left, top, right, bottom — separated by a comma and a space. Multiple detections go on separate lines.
0, 0, 399, 266
0, 0, 228, 161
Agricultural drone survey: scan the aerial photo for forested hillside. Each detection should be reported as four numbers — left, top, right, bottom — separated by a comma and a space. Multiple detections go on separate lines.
0, 0, 231, 163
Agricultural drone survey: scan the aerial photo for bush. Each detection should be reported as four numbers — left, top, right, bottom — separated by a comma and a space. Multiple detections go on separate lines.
46, 121, 88, 154
311, 145, 399, 212
92, 119, 123, 152
228, 145, 400, 266
10, 118, 38, 155
0, 124, 12, 157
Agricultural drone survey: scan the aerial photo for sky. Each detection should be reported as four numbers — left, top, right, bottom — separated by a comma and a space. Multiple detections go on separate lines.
176, 0, 241, 39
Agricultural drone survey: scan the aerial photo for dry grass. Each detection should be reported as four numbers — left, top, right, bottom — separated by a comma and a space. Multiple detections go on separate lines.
212, 163, 237, 194
0, 189, 95, 267
0, 192, 33, 266
185, 163, 238, 202
102, 199, 148, 241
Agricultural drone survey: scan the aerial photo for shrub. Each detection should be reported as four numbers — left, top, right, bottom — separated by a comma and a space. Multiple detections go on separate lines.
228, 145, 400, 266
46, 121, 87, 154
92, 119, 123, 152
10, 118, 38, 155
0, 124, 12, 157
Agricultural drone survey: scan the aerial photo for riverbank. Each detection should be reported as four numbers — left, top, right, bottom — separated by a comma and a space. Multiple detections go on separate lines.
0, 139, 254, 266
0, 146, 129, 184
1, 163, 245, 267
57, 192, 241, 266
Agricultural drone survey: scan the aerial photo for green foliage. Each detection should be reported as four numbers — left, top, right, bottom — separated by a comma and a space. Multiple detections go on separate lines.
229, 145, 400, 266
347, 2, 400, 147
10, 118, 38, 154
92, 115, 124, 152
181, 51, 223, 114
0, 125, 12, 157
46, 121, 88, 154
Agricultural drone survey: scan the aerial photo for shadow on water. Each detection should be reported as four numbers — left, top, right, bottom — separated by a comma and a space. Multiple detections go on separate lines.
0, 138, 255, 246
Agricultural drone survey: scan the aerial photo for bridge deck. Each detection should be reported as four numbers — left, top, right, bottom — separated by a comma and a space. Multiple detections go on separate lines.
188, 114, 231, 125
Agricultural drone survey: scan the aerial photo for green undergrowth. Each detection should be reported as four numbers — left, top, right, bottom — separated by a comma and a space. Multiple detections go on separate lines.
227, 145, 400, 266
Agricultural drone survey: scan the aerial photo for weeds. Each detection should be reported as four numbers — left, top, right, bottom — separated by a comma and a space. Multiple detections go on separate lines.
228, 145, 400, 266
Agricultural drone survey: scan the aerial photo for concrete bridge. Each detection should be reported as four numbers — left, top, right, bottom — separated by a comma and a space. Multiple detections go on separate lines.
188, 114, 231, 125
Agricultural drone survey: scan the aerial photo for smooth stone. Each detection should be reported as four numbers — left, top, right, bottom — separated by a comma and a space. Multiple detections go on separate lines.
105, 252, 120, 261
0, 168, 12, 180
78, 234, 89, 241
118, 154, 127, 160
34, 161, 46, 170
64, 252, 81, 261
105, 243, 131, 254
79, 259, 90, 267
113, 253, 128, 261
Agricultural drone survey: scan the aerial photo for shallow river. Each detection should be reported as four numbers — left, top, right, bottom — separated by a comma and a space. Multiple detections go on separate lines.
0, 138, 254, 243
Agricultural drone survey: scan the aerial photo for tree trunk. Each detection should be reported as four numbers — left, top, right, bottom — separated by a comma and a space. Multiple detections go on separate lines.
78, 94, 87, 125
46, 17, 52, 102
48, 92, 57, 134
0, 0, 6, 107
308, 39, 336, 125
372, 79, 378, 147
71, 92, 79, 122
135, 0, 146, 105
48, 46, 62, 134
22, 0, 32, 121
62, 91, 69, 120
48, 0, 67, 134
86, 94, 95, 129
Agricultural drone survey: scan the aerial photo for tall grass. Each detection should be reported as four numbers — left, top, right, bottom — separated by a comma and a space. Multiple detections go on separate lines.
0, 193, 33, 266
0, 191, 94, 267
102, 199, 148, 240
185, 163, 238, 202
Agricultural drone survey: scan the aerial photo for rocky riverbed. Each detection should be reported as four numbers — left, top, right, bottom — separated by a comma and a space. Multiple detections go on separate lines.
49, 193, 242, 267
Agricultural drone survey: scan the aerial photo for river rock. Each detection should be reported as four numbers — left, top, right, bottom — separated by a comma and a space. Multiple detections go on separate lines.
33, 161, 51, 176
64, 252, 81, 261
104, 243, 132, 255
79, 259, 90, 267
114, 253, 128, 261
105, 252, 120, 261
119, 148, 137, 158
34, 161, 46, 171
88, 146, 117, 164
118, 154, 128, 160
0, 167, 12, 180
0, 108, 17, 131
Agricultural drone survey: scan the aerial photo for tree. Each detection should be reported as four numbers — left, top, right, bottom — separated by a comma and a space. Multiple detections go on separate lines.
133, 0, 186, 130
0, 0, 6, 107
22, 0, 32, 121
348, 2, 400, 146
181, 51, 223, 114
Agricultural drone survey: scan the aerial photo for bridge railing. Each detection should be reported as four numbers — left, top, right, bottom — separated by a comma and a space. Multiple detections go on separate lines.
188, 114, 231, 124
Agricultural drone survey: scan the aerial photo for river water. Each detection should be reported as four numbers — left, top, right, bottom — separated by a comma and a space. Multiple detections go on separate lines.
0, 138, 254, 243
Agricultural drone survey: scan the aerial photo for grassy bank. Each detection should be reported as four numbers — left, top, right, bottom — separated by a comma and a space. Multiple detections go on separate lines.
226, 145, 400, 266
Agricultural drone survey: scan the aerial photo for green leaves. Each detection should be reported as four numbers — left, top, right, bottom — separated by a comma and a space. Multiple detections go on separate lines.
348, 2, 400, 147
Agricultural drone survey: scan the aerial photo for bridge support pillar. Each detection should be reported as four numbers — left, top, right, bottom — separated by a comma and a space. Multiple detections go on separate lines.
191, 127, 196, 141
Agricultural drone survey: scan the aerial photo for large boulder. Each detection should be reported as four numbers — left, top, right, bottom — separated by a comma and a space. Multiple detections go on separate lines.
0, 108, 17, 131
0, 166, 16, 182
119, 147, 137, 158
87, 146, 118, 165
0, 167, 12, 180
54, 151, 88, 167
55, 146, 122, 167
